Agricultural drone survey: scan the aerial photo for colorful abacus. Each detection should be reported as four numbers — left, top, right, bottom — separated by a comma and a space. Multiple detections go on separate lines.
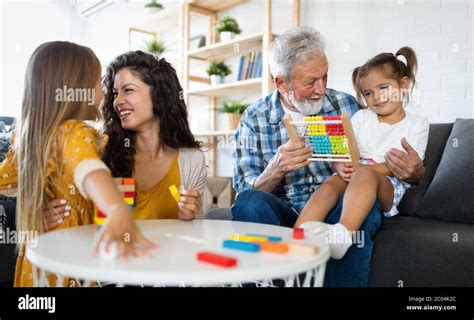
94, 178, 136, 230
283, 112, 360, 165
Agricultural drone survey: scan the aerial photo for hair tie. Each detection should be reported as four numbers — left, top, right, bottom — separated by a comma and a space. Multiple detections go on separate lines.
395, 53, 407, 66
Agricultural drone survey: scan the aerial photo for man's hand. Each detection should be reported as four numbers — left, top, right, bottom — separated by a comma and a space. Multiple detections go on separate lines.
253, 137, 312, 193
272, 137, 313, 177
333, 162, 354, 182
385, 138, 425, 182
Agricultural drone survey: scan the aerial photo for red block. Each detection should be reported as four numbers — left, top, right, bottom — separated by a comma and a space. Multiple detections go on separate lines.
293, 228, 305, 239
124, 192, 135, 198
197, 251, 237, 268
96, 210, 106, 218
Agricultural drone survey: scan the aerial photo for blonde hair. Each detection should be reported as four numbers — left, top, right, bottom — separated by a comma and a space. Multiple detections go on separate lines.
16, 41, 101, 241
352, 46, 418, 106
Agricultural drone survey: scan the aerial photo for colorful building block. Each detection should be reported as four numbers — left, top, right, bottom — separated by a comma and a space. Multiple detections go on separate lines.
246, 234, 282, 242
94, 177, 136, 229
288, 242, 320, 255
94, 216, 105, 225
124, 197, 134, 205
123, 178, 135, 185
197, 251, 237, 268
118, 185, 135, 193
169, 184, 181, 203
223, 240, 260, 252
228, 234, 268, 243
260, 241, 289, 253
293, 228, 305, 239
95, 210, 106, 218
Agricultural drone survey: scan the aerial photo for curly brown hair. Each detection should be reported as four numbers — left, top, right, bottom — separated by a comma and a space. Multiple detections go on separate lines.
101, 51, 201, 177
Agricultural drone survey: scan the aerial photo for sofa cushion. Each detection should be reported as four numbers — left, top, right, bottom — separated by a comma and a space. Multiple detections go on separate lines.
370, 216, 474, 287
397, 123, 453, 216
417, 119, 474, 223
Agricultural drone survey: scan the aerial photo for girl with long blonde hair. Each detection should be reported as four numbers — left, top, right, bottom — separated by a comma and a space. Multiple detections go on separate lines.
0, 41, 155, 286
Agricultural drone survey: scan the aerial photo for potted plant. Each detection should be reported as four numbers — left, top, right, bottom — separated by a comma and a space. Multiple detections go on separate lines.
206, 60, 231, 86
218, 99, 251, 130
144, 0, 164, 14
215, 16, 242, 42
145, 39, 166, 56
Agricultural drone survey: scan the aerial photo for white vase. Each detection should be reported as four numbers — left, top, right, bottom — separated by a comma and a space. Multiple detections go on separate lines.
210, 75, 224, 86
220, 31, 235, 42
147, 7, 162, 14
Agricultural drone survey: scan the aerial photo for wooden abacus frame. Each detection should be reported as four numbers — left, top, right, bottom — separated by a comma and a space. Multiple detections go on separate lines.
283, 112, 360, 165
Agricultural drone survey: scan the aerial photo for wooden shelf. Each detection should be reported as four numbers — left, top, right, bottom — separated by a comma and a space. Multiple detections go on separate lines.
187, 78, 262, 97
193, 130, 236, 137
190, 0, 248, 12
188, 33, 263, 60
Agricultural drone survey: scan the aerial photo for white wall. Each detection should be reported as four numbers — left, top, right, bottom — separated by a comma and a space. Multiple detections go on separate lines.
302, 0, 473, 123
0, 0, 87, 118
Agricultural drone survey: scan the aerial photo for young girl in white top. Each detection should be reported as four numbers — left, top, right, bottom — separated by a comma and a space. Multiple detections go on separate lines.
295, 47, 429, 259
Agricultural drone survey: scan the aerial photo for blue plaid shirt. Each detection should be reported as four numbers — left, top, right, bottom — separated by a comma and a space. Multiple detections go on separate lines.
233, 88, 361, 214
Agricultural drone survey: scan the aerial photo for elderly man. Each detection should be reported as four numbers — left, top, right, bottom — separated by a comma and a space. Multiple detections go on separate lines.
232, 26, 425, 287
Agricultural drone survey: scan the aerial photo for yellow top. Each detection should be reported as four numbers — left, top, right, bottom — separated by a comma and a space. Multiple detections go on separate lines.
0, 120, 107, 287
133, 152, 180, 220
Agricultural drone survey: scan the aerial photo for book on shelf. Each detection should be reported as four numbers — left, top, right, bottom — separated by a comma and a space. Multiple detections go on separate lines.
237, 51, 262, 82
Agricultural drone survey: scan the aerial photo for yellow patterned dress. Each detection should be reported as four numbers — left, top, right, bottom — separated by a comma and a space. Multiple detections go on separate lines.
0, 120, 108, 287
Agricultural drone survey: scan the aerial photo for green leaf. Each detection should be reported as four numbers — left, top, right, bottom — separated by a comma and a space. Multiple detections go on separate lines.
144, 0, 164, 9
215, 16, 242, 34
218, 99, 251, 114
206, 60, 232, 77
145, 39, 166, 55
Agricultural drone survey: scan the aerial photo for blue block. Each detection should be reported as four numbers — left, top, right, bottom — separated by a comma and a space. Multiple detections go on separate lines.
247, 234, 282, 242
223, 240, 260, 252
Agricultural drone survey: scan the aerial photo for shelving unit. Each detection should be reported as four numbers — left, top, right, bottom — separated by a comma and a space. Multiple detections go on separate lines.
181, 0, 301, 176
130, 0, 301, 177
187, 77, 262, 97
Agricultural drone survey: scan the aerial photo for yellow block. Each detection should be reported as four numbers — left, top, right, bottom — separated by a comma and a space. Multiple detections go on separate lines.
168, 185, 180, 203
228, 234, 268, 243
124, 197, 134, 205
94, 216, 106, 225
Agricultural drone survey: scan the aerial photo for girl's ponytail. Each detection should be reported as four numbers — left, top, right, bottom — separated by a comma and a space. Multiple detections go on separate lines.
395, 46, 418, 89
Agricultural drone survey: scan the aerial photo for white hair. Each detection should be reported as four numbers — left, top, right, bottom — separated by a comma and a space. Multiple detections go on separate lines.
269, 26, 326, 82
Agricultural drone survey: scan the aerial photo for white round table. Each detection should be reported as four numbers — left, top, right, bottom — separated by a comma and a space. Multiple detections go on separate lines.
26, 219, 330, 287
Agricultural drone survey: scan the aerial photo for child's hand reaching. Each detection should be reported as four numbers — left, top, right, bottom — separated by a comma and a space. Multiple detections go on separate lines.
333, 162, 355, 182
94, 208, 156, 260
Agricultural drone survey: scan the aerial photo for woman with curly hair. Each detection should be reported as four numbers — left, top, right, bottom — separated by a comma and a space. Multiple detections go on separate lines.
44, 51, 207, 229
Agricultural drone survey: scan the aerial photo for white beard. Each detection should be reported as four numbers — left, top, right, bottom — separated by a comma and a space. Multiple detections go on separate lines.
287, 91, 324, 116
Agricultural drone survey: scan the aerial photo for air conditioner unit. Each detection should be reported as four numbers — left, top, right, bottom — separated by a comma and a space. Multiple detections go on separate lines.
75, 0, 115, 18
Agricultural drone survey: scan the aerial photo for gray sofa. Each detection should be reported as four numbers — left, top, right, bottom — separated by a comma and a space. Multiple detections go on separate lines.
207, 119, 474, 287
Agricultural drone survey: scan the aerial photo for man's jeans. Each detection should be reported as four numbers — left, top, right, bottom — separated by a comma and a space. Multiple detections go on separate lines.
231, 189, 383, 287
